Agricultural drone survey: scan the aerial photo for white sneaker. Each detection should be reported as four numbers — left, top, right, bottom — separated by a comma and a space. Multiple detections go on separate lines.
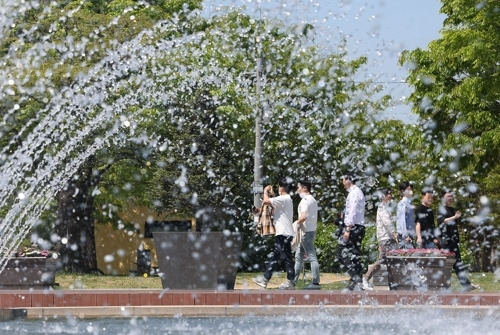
252, 276, 269, 289
279, 280, 295, 290
362, 278, 373, 290
462, 283, 479, 292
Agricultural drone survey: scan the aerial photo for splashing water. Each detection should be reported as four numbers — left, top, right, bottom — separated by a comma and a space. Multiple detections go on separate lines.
1, 1, 385, 271
2, 1, 493, 291
2, 309, 500, 334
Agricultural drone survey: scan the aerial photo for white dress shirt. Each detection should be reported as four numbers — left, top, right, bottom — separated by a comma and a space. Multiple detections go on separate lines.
344, 185, 365, 227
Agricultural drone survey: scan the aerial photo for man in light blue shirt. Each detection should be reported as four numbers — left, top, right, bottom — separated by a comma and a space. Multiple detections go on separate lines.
396, 181, 415, 248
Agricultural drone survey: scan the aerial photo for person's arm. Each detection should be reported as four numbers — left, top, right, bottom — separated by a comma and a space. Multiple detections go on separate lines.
297, 199, 309, 226
381, 207, 397, 240
262, 185, 273, 206
297, 210, 307, 226
415, 212, 422, 246
343, 195, 354, 239
437, 205, 447, 226
344, 194, 355, 227
443, 211, 461, 223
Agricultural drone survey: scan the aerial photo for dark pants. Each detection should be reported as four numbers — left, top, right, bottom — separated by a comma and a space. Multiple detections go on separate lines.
336, 225, 365, 283
264, 235, 295, 281
444, 242, 471, 287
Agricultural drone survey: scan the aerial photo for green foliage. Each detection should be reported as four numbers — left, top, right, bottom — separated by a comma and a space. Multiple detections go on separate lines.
314, 222, 341, 273
0, 2, 393, 273
361, 224, 378, 267
398, 0, 499, 270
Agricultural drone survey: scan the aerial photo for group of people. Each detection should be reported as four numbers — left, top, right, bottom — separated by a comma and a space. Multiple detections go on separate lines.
252, 175, 477, 292
362, 181, 477, 291
252, 178, 320, 290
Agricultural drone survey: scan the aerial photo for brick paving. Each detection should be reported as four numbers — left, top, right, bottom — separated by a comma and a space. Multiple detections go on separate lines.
1, 288, 499, 308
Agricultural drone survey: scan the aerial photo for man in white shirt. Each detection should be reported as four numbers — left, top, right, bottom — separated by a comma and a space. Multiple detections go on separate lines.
337, 173, 366, 291
293, 180, 320, 290
253, 178, 295, 290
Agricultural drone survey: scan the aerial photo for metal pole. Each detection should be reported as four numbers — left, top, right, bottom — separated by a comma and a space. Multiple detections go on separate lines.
253, 57, 264, 210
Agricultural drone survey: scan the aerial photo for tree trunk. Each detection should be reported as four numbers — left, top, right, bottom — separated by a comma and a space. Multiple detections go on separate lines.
55, 156, 99, 273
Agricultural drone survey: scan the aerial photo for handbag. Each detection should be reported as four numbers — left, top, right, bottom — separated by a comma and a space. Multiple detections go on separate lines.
256, 204, 275, 236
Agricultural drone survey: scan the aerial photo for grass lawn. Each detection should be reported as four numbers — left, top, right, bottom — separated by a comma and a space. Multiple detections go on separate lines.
55, 271, 500, 292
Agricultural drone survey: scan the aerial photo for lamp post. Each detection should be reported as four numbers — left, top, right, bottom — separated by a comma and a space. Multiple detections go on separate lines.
252, 57, 264, 224
252, 57, 265, 213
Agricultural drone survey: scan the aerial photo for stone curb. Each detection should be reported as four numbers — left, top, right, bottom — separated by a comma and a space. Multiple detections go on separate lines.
2, 305, 500, 320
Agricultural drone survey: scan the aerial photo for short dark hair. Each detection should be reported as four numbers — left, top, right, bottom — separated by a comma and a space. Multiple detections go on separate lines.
279, 177, 294, 193
441, 188, 451, 198
298, 180, 312, 192
380, 188, 391, 196
421, 187, 434, 196
399, 181, 412, 193
343, 172, 357, 184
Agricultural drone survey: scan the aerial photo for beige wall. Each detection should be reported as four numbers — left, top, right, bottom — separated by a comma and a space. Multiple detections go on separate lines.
94, 206, 195, 275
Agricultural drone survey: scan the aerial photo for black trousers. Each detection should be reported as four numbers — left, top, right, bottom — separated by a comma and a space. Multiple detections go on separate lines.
443, 242, 471, 286
336, 225, 366, 282
264, 235, 295, 281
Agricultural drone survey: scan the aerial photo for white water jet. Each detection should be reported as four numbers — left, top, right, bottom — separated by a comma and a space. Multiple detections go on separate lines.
1, 1, 374, 271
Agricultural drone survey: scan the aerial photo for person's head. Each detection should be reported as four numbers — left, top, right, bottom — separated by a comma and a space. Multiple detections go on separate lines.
442, 190, 454, 206
342, 172, 356, 189
278, 177, 294, 194
380, 188, 392, 203
421, 187, 434, 206
399, 181, 413, 198
297, 180, 312, 197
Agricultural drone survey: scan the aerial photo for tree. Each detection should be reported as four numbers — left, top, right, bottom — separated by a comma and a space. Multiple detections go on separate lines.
399, 0, 500, 271
142, 11, 392, 269
1, 3, 391, 274
0, 0, 203, 272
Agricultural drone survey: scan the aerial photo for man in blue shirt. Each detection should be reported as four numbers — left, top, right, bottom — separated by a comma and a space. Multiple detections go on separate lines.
396, 181, 416, 248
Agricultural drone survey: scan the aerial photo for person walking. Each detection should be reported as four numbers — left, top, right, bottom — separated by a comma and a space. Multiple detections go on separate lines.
253, 178, 295, 290
337, 173, 366, 291
438, 190, 478, 292
396, 181, 416, 248
362, 188, 398, 290
415, 187, 438, 248
293, 180, 320, 290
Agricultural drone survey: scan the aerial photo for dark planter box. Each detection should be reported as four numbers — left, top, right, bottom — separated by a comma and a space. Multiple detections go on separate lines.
386, 256, 455, 290
372, 265, 389, 287
153, 232, 243, 290
0, 257, 59, 289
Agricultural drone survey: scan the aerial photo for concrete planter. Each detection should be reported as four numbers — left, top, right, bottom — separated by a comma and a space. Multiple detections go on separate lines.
386, 256, 455, 290
0, 257, 59, 289
153, 232, 242, 290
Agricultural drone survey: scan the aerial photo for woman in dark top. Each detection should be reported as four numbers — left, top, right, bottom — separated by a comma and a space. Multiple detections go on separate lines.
438, 191, 478, 292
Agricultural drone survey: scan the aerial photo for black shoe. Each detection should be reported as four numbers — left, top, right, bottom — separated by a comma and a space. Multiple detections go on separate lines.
346, 279, 362, 291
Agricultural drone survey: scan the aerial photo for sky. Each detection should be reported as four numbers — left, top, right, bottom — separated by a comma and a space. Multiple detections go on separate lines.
202, 0, 447, 123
